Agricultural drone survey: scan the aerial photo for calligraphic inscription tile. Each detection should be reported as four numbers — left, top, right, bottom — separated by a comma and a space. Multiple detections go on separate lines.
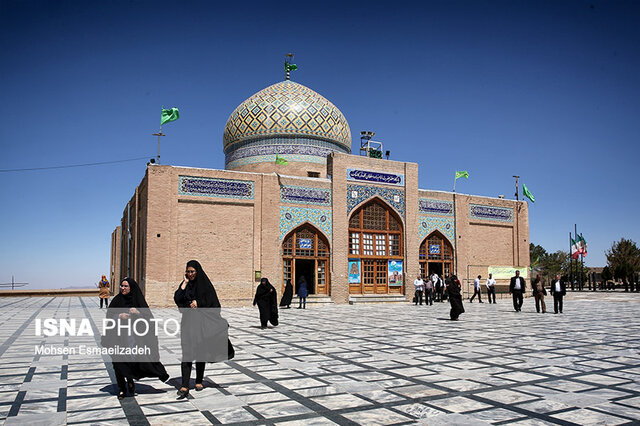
346, 168, 404, 187
281, 185, 331, 206
280, 207, 332, 240
419, 198, 453, 216
469, 203, 513, 223
179, 176, 254, 200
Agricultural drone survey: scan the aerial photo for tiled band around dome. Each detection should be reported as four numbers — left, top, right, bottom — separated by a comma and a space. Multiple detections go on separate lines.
223, 81, 351, 168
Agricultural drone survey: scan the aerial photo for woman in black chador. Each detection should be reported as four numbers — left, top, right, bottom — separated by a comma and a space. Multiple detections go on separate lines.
174, 260, 228, 399
105, 278, 169, 400
279, 280, 293, 308
446, 275, 465, 321
253, 278, 279, 329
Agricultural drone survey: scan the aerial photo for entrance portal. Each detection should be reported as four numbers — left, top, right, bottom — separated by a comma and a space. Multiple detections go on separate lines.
295, 259, 315, 295
420, 231, 454, 279
428, 263, 443, 277
282, 224, 330, 296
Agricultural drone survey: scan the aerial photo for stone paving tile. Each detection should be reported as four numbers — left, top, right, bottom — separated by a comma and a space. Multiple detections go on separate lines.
0, 293, 639, 425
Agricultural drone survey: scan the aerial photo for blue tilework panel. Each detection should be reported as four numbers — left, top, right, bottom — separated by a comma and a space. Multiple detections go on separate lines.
469, 203, 514, 223
347, 184, 405, 218
418, 198, 453, 216
224, 138, 348, 167
418, 215, 455, 247
280, 207, 332, 240
179, 176, 255, 200
280, 185, 331, 206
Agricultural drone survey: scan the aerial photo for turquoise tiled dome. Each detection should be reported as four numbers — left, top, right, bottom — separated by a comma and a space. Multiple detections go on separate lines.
223, 81, 351, 168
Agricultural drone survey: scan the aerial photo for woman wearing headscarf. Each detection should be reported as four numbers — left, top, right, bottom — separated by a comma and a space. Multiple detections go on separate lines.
174, 260, 229, 399
105, 278, 169, 400
279, 280, 293, 309
98, 275, 110, 308
297, 276, 308, 309
253, 278, 279, 329
446, 275, 465, 320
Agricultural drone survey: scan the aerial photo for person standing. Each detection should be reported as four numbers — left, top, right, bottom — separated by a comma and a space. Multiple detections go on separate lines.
98, 275, 110, 308
297, 276, 308, 309
549, 274, 566, 314
424, 275, 434, 306
433, 273, 443, 302
485, 273, 496, 304
447, 275, 465, 320
470, 275, 483, 303
105, 278, 169, 400
413, 275, 424, 305
532, 274, 547, 313
279, 279, 293, 309
253, 278, 279, 328
174, 260, 227, 399
509, 270, 525, 312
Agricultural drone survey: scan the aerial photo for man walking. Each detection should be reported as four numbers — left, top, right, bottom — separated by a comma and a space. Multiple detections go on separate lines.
486, 273, 496, 304
549, 274, 566, 314
509, 270, 525, 312
413, 275, 424, 305
470, 275, 483, 303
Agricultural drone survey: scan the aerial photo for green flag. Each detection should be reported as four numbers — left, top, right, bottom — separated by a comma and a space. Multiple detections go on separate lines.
285, 62, 298, 72
523, 183, 535, 203
161, 107, 180, 125
275, 155, 288, 165
531, 255, 540, 269
455, 170, 469, 180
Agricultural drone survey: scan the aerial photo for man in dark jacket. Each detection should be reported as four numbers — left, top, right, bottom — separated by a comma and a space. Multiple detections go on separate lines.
549, 274, 567, 314
509, 270, 526, 312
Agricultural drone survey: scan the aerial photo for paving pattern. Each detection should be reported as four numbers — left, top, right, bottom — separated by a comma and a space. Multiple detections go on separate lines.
1, 292, 639, 425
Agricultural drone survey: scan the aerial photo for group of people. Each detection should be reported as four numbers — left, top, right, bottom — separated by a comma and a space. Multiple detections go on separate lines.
412, 270, 568, 321
412, 273, 446, 305
103, 260, 233, 401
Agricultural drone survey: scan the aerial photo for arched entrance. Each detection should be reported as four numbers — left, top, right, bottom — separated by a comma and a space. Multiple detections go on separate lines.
282, 224, 330, 295
348, 199, 404, 294
419, 231, 454, 279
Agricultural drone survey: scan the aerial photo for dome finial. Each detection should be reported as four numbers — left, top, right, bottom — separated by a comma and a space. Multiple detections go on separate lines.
284, 53, 297, 80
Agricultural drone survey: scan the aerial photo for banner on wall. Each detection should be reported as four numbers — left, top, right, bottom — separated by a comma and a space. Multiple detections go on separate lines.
388, 260, 403, 287
487, 266, 528, 279
348, 259, 361, 284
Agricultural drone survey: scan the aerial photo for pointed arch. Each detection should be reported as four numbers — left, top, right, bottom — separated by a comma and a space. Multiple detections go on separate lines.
348, 198, 404, 295
419, 230, 454, 280
282, 223, 330, 296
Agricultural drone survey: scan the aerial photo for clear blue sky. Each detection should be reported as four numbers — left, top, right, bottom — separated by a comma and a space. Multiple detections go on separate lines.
1, 0, 638, 289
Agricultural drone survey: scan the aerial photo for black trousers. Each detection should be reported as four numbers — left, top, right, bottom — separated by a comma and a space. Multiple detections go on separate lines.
553, 293, 564, 313
114, 366, 133, 393
414, 290, 423, 305
181, 361, 205, 388
512, 290, 523, 311
435, 288, 443, 302
100, 298, 109, 308
424, 288, 433, 305
486, 287, 496, 303
470, 288, 482, 302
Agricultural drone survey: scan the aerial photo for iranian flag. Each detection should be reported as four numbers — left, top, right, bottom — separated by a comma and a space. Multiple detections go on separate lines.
571, 238, 580, 259
578, 235, 588, 257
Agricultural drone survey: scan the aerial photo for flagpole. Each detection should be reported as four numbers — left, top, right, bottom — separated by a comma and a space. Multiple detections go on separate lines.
569, 232, 573, 287
152, 125, 165, 164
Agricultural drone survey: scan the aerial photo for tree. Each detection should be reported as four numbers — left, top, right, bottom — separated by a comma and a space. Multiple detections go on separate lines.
606, 238, 640, 290
529, 243, 572, 283
601, 266, 612, 289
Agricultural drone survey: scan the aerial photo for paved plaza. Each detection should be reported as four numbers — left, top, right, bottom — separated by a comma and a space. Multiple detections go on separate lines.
1, 292, 639, 425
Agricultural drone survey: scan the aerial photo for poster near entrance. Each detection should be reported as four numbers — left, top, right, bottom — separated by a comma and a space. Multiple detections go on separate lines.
388, 260, 403, 287
348, 259, 361, 283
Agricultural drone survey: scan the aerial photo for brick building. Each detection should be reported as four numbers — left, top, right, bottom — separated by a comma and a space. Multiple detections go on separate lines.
111, 80, 530, 307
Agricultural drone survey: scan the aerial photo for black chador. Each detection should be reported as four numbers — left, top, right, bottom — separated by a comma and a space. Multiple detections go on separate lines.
253, 278, 279, 329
